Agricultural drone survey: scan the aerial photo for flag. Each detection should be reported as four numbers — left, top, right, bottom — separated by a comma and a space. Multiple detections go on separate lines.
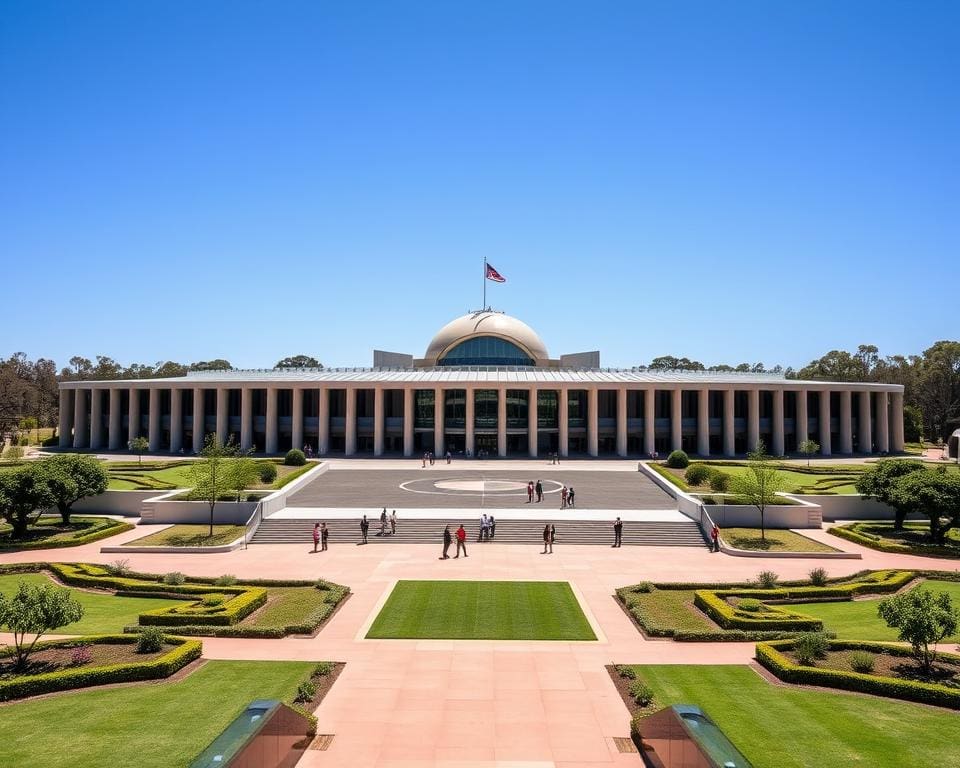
485, 263, 506, 283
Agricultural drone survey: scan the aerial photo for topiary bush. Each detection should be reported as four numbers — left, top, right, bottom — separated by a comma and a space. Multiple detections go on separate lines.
809, 567, 829, 587
849, 650, 875, 673
284, 449, 306, 466
666, 450, 689, 469
258, 463, 278, 483
709, 471, 730, 493
136, 627, 165, 654
684, 463, 712, 486
737, 598, 763, 613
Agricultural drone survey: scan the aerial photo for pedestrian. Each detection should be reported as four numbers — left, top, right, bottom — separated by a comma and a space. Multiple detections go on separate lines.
567, 487, 575, 508
535, 479, 543, 502
479, 513, 488, 542
455, 524, 468, 558
321, 521, 329, 551
312, 522, 320, 553
380, 508, 388, 536
489, 514, 496, 539
446, 451, 451, 464
527, 481, 534, 503
390, 510, 397, 535
441, 525, 452, 559
542, 523, 550, 554
422, 453, 426, 468
560, 486, 568, 509
711, 523, 720, 553
613, 517, 622, 547
549, 524, 555, 554
360, 515, 369, 544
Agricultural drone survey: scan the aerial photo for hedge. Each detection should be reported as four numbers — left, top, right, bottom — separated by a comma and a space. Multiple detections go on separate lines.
829, 523, 960, 559
139, 587, 267, 627
0, 635, 202, 701
0, 518, 134, 551
756, 639, 960, 710
694, 590, 824, 632
124, 624, 287, 639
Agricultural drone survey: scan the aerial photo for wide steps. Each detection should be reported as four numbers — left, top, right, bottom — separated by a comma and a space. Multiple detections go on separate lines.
250, 517, 706, 547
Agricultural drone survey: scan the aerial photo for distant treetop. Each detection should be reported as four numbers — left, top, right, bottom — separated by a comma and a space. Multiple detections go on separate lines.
275, 355, 322, 369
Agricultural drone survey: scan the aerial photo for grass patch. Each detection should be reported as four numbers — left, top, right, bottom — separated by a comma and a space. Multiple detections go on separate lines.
0, 573, 185, 634
123, 525, 246, 547
620, 587, 716, 635
721, 527, 838, 553
627, 665, 959, 768
0, 516, 133, 550
659, 461, 871, 496
366, 580, 596, 640
0, 660, 315, 768
830, 521, 960, 558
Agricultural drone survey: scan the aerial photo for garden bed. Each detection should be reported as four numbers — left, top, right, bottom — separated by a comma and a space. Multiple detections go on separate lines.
0, 516, 134, 550
122, 524, 247, 547
720, 527, 838, 553
829, 522, 960, 558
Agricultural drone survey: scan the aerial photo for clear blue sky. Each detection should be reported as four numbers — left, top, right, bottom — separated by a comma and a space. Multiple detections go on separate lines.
1, 1, 956, 371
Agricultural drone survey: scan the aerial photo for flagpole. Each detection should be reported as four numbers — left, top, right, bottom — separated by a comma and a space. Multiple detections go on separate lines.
483, 257, 487, 310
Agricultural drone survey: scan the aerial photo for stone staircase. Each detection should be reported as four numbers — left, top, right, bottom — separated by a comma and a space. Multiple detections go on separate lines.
249, 516, 707, 547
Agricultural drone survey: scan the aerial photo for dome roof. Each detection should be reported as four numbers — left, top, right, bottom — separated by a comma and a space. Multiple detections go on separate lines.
422, 311, 549, 366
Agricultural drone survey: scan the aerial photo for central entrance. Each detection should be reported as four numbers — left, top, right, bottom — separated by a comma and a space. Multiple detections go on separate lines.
475, 434, 498, 456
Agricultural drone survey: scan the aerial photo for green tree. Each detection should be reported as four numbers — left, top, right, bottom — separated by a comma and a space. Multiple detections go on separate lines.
798, 439, 820, 467
189, 435, 240, 537
730, 441, 785, 540
0, 464, 55, 538
39, 454, 109, 525
128, 435, 149, 465
878, 589, 959, 676
886, 468, 960, 544
0, 582, 84, 669
275, 355, 322, 369
189, 359, 233, 371
855, 459, 927, 529
902, 404, 924, 443
226, 455, 260, 502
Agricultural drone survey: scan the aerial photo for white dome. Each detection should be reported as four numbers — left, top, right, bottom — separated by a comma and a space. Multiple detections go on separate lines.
422, 311, 549, 366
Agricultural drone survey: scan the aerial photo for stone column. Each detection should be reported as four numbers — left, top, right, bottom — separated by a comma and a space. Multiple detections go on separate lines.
169, 388, 183, 453
433, 387, 444, 456
558, 387, 569, 457
876, 391, 890, 453
128, 387, 140, 443
616, 388, 628, 457
839, 390, 853, 454
148, 388, 161, 452
345, 387, 357, 456
89, 389, 103, 450
192, 388, 205, 453
373, 387, 385, 456
858, 390, 872, 454
108, 388, 122, 450
59, 389, 73, 447
796, 389, 808, 447
73, 388, 88, 449
465, 387, 475, 457
587, 387, 599, 457
497, 388, 507, 457
240, 387, 253, 451
671, 388, 683, 452
772, 389, 784, 457
723, 388, 735, 456
265, 387, 278, 454
644, 388, 656, 456
216, 387, 229, 445
891, 392, 905, 452
291, 388, 303, 452
697, 388, 710, 457
528, 388, 538, 458
819, 389, 832, 455
318, 388, 330, 454
747, 389, 760, 452
403, 388, 414, 457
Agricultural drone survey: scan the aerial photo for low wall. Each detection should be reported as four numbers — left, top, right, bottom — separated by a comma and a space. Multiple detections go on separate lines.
260, 461, 328, 517
70, 490, 156, 517
704, 503, 821, 529
794, 494, 900, 522
144, 491, 258, 525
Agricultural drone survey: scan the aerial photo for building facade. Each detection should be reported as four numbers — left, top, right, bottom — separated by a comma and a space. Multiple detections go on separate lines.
58, 311, 905, 458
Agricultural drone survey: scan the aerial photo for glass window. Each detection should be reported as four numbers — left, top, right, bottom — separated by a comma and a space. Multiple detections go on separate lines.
445, 389, 465, 428
414, 390, 435, 428
537, 390, 558, 428
506, 390, 529, 428
474, 390, 498, 429
438, 336, 534, 366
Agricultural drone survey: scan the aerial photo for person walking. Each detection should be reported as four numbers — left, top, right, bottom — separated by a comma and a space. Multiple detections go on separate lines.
488, 514, 496, 540
542, 523, 550, 554
320, 521, 329, 551
441, 525, 452, 559
312, 522, 321, 553
379, 508, 388, 536
711, 523, 720, 553
527, 481, 534, 503
360, 515, 369, 544
567, 487, 575, 508
390, 510, 397, 535
560, 486, 568, 509
535, 479, 543, 503
613, 517, 622, 548
479, 513, 488, 542
455, 524, 468, 558
549, 524, 556, 553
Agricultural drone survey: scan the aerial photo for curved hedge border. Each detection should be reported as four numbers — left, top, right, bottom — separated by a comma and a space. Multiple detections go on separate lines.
756, 639, 960, 710
139, 587, 267, 627
0, 634, 202, 701
0, 517, 134, 551
694, 590, 824, 632
829, 523, 960, 559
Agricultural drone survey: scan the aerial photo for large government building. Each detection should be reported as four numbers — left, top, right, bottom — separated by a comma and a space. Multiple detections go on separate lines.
59, 311, 905, 458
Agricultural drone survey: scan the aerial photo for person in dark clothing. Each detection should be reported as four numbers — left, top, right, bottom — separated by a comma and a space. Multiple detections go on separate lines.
360, 515, 369, 544
542, 523, 550, 554
312, 522, 321, 553
320, 522, 329, 551
535, 480, 543, 502
455, 524, 468, 558
488, 515, 496, 539
441, 525, 452, 559
613, 517, 622, 548
567, 487, 575, 508
548, 524, 555, 554
527, 481, 534, 503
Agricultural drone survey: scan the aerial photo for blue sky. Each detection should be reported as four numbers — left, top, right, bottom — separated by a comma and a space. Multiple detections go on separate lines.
1, 1, 956, 370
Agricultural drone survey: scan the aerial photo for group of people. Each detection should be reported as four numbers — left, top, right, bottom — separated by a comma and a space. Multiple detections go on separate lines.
441, 524, 469, 558
525, 480, 575, 508
357, 509, 399, 544
478, 513, 496, 541
421, 451, 453, 467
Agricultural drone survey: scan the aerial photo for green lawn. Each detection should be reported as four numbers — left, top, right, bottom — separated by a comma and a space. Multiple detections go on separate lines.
632, 665, 960, 768
793, 579, 960, 641
660, 462, 869, 495
366, 580, 596, 640
0, 660, 314, 768
107, 463, 197, 490
124, 524, 246, 547
0, 573, 185, 634
720, 527, 838, 553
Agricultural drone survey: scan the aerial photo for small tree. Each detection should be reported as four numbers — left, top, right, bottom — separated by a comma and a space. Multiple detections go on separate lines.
855, 459, 927, 529
885, 469, 960, 544
226, 455, 260, 502
730, 441, 785, 540
3, 444, 24, 462
0, 582, 84, 668
798, 439, 820, 467
39, 454, 109, 525
878, 589, 959, 676
129, 436, 149, 465
189, 435, 240, 537
0, 464, 55, 538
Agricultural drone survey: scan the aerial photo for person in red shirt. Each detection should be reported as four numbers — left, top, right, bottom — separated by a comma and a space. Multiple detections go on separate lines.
312, 522, 320, 553
711, 524, 720, 553
455, 524, 468, 558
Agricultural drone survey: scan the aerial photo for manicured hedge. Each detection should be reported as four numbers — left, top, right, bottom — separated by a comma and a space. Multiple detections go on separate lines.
138, 587, 267, 627
124, 624, 287, 639
0, 635, 201, 701
0, 517, 134, 551
829, 523, 960, 559
756, 639, 960, 710
694, 590, 824, 632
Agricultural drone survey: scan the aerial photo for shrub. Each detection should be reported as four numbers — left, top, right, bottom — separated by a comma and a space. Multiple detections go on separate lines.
666, 450, 689, 469
136, 627, 165, 654
70, 645, 93, 666
616, 664, 636, 680
313, 661, 333, 677
284, 449, 306, 466
631, 582, 654, 594
202, 595, 224, 607
849, 650, 875, 673
109, 559, 132, 577
258, 463, 278, 483
163, 572, 186, 586
709, 471, 730, 493
315, 579, 331, 591
214, 574, 237, 587
738, 598, 762, 613
809, 567, 829, 587
684, 464, 711, 486
756, 570, 779, 589
295, 680, 316, 703
794, 632, 830, 665
629, 680, 654, 707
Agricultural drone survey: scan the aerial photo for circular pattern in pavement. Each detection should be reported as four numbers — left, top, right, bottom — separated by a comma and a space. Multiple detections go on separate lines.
399, 477, 563, 497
